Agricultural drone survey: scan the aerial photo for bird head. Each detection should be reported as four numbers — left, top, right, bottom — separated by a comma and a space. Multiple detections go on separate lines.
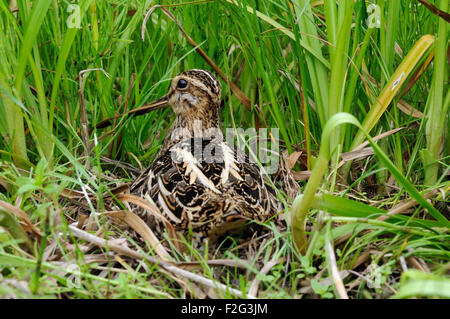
96, 69, 222, 130
165, 69, 222, 116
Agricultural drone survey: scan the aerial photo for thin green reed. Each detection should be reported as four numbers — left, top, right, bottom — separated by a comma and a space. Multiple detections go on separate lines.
422, 0, 449, 185
327, 0, 353, 171
293, 0, 329, 127
384, 0, 403, 176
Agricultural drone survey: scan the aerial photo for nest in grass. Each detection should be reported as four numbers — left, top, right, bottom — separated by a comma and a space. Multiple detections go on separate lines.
56, 155, 298, 298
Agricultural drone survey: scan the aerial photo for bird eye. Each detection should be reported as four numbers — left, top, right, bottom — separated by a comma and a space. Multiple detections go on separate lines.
177, 79, 188, 89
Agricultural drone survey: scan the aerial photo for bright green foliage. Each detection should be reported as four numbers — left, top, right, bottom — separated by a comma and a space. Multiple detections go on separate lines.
0, 0, 448, 299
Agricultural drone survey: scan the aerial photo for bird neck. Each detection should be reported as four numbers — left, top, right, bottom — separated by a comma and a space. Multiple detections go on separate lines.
161, 112, 223, 150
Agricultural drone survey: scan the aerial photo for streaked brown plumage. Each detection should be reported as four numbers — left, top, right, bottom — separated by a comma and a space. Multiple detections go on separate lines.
131, 69, 282, 246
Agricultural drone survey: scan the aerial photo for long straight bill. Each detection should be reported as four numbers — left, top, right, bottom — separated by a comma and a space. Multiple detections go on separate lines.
96, 95, 169, 129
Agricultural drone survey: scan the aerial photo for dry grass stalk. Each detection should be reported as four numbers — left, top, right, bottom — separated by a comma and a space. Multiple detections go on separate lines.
248, 258, 283, 297
326, 241, 349, 299
68, 225, 256, 298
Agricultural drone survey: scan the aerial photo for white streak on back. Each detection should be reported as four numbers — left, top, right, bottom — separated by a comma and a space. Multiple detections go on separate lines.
173, 147, 221, 194
220, 142, 242, 184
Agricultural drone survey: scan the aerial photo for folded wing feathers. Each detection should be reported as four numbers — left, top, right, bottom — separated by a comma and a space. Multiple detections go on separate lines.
157, 176, 172, 197
158, 193, 182, 224
221, 142, 243, 184
173, 147, 221, 194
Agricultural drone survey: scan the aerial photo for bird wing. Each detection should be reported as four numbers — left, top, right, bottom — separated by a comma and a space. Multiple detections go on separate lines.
131, 138, 280, 241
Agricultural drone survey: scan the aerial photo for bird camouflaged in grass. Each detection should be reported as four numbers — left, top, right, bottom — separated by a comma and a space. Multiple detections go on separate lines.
130, 69, 294, 248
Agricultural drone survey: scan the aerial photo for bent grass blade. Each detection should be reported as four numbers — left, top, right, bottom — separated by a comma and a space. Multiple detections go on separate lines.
291, 112, 449, 253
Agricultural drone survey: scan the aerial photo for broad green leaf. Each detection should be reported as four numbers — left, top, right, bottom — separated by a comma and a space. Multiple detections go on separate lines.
394, 270, 450, 299
0, 208, 33, 251
351, 35, 435, 150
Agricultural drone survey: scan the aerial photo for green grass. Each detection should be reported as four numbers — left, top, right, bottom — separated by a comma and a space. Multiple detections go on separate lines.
0, 0, 449, 299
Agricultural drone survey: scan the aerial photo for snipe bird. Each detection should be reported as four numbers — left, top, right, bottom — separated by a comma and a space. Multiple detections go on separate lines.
131, 69, 281, 246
